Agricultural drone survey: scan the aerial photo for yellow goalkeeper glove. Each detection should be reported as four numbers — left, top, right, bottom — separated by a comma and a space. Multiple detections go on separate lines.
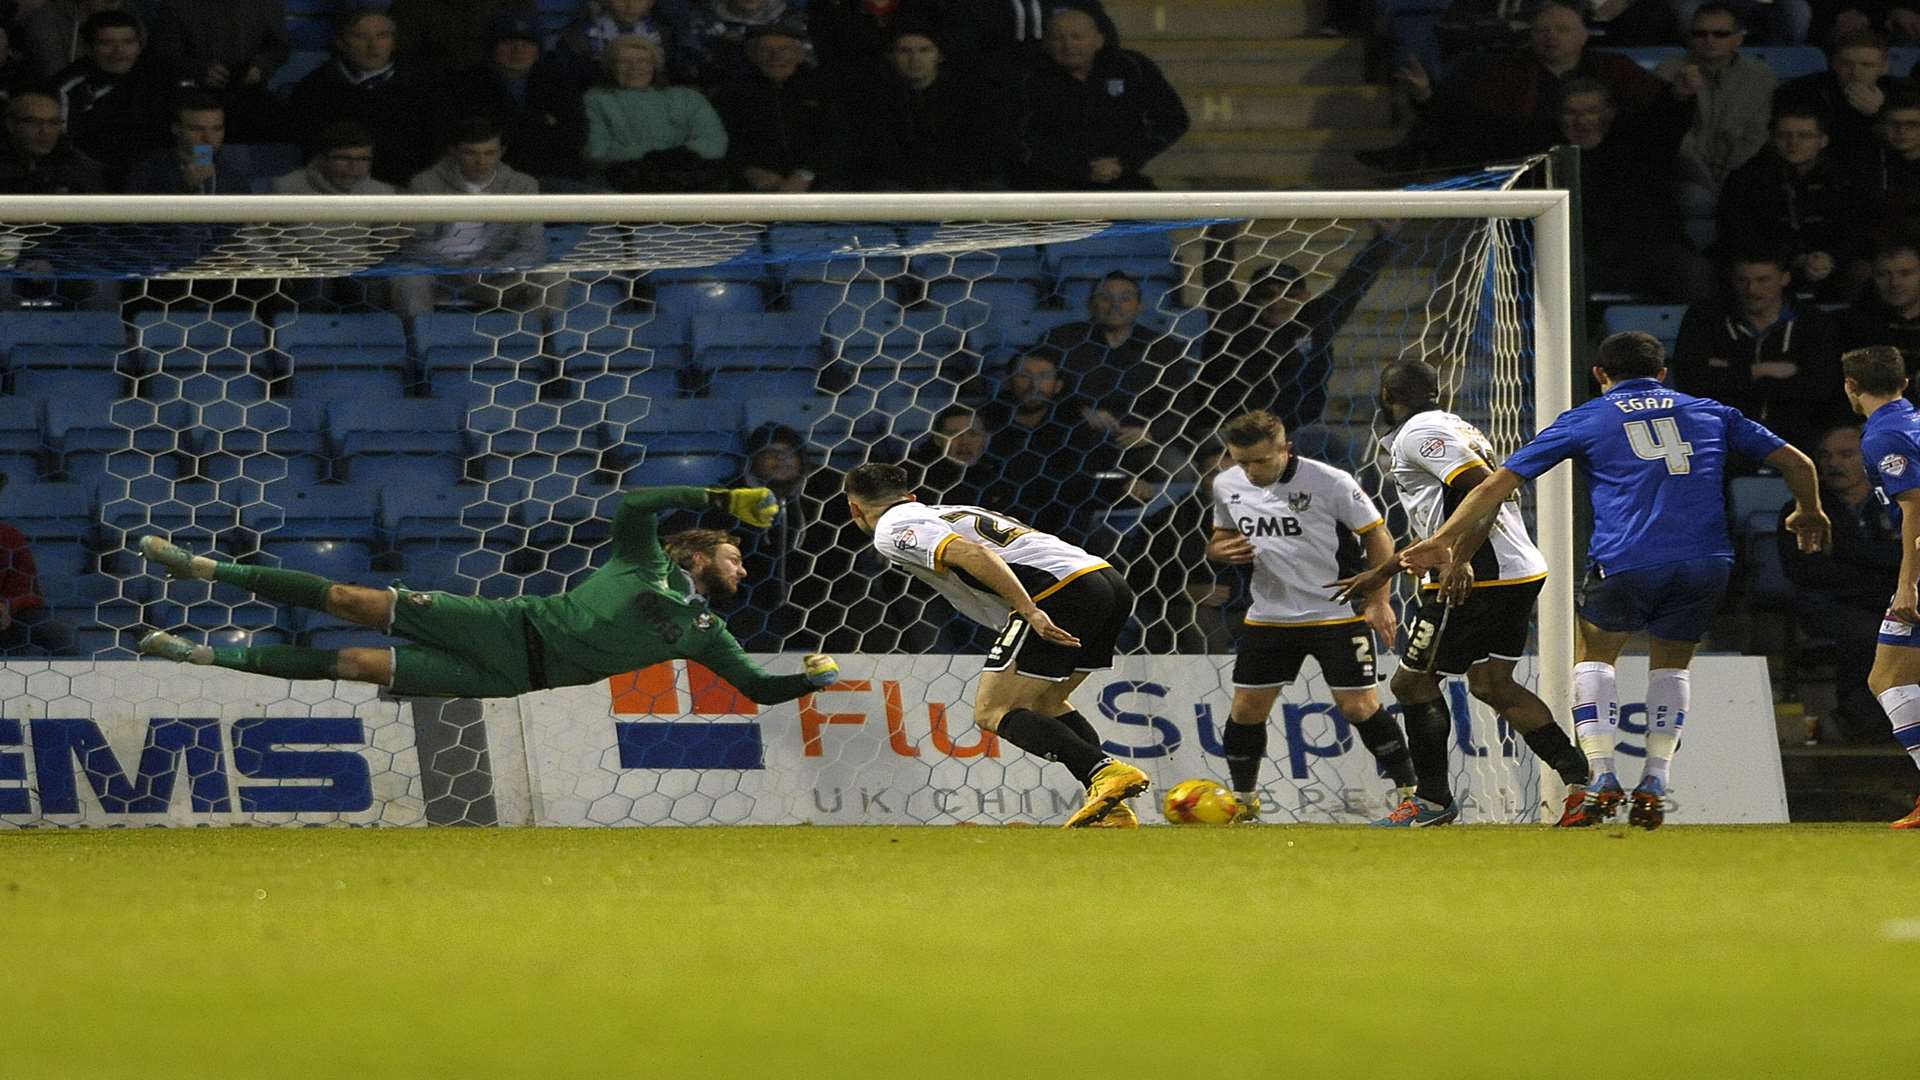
802, 653, 840, 688
708, 486, 780, 527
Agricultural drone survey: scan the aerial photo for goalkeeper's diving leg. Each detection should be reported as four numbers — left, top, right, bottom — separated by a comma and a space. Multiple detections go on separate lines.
134, 535, 403, 687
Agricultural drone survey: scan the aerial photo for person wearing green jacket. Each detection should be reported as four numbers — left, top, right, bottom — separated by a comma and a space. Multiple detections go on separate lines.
136, 485, 839, 702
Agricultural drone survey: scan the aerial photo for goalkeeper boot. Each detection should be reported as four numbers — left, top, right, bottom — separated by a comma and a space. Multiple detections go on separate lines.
1891, 795, 1920, 830
137, 535, 214, 580
137, 630, 211, 665
1370, 795, 1459, 828
1088, 802, 1139, 829
1231, 793, 1261, 824
1063, 760, 1150, 828
1628, 775, 1667, 830
1554, 784, 1589, 827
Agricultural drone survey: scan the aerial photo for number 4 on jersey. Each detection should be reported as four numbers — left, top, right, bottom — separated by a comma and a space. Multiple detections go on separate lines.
1625, 417, 1694, 475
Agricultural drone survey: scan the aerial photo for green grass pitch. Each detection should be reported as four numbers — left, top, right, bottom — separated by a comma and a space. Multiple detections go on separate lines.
1, 825, 1908, 1078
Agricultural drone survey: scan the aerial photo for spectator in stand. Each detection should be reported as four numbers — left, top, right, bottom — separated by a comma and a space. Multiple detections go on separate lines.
1838, 236, 1920, 387
1672, 1, 1811, 44
711, 20, 845, 193
904, 404, 991, 504
706, 421, 838, 649
286, 10, 444, 187
147, 0, 290, 143
444, 14, 590, 186
1188, 223, 1395, 443
1774, 28, 1896, 164
1856, 85, 1920, 235
584, 34, 728, 192
1716, 104, 1864, 302
977, 347, 1118, 544
1825, 5, 1920, 46
270, 120, 415, 311
1040, 270, 1191, 445
19, 0, 122, 82
0, 90, 115, 309
1654, 3, 1777, 220
1779, 422, 1904, 742
0, 26, 36, 108
1559, 76, 1713, 301
0, 492, 72, 657
1117, 444, 1234, 655
684, 0, 793, 88
557, 0, 697, 88
51, 10, 171, 188
1375, 0, 1664, 171
1014, 1, 1187, 190
807, 0, 944, 92
388, 0, 537, 75
852, 26, 1008, 190
1671, 250, 1844, 451
394, 115, 562, 323
124, 91, 249, 193
918, 0, 1076, 78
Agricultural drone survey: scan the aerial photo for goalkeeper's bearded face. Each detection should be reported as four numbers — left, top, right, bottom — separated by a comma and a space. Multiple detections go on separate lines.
691, 544, 748, 598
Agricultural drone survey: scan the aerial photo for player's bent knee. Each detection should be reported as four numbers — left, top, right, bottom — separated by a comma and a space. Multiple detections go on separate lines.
1391, 667, 1438, 700
334, 647, 392, 686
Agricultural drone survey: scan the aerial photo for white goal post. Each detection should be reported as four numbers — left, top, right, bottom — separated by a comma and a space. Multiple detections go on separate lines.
0, 187, 1576, 826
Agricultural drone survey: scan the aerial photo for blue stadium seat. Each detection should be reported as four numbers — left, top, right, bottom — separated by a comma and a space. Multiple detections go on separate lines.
261, 539, 376, 582
330, 399, 464, 453
708, 368, 819, 400
567, 364, 681, 409
1747, 46, 1828, 81
1729, 474, 1792, 536
223, 143, 303, 185
0, 310, 122, 349
1895, 47, 1920, 78
269, 49, 328, 93
1600, 304, 1687, 353
641, 397, 740, 432
976, 308, 1085, 353
0, 480, 93, 538
906, 247, 1044, 281
638, 431, 739, 455
10, 361, 128, 404
786, 279, 894, 320
274, 312, 409, 398
692, 312, 826, 369
72, 626, 133, 658
0, 395, 40, 478
379, 486, 492, 538
1607, 46, 1682, 71
742, 397, 859, 446
249, 483, 378, 538
654, 280, 767, 319
412, 311, 546, 355
286, 18, 332, 52
628, 453, 737, 487
648, 263, 774, 287
923, 280, 1040, 323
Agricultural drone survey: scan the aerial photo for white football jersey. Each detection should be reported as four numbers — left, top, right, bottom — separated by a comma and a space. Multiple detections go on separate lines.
1212, 457, 1384, 626
871, 501, 1109, 629
1387, 408, 1548, 586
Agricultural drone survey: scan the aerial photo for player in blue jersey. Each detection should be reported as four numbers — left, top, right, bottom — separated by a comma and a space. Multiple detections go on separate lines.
1842, 345, 1920, 828
1402, 331, 1827, 828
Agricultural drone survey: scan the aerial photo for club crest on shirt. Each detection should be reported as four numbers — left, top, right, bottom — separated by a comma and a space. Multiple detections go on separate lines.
1229, 493, 1241, 503
893, 527, 919, 550
406, 591, 434, 608
1288, 492, 1312, 512
1418, 437, 1446, 459
1883, 453, 1909, 478
694, 612, 716, 631
1106, 78, 1125, 96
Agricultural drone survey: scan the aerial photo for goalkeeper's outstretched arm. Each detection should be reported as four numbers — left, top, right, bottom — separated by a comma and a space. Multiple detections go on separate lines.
697, 633, 840, 704
610, 485, 781, 569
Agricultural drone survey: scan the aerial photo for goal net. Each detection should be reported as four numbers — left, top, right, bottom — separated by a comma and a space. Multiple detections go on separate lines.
0, 177, 1574, 827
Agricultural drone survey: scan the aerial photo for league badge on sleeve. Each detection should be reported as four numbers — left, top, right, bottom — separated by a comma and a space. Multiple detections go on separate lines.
1883, 453, 1909, 478
1419, 437, 1447, 459
893, 527, 919, 551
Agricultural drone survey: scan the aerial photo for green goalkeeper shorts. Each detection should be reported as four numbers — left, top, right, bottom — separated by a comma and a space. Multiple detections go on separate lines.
386, 588, 536, 699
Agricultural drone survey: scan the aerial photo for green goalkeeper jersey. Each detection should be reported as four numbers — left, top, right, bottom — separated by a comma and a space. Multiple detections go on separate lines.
517, 486, 813, 703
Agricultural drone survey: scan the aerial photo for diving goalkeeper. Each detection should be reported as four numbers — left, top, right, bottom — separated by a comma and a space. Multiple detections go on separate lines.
134, 486, 840, 702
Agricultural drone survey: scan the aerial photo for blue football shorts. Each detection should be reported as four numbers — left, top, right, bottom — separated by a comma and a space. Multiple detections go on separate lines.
1578, 556, 1732, 644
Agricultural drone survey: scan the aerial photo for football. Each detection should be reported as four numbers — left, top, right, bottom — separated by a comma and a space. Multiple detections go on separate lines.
1162, 779, 1241, 825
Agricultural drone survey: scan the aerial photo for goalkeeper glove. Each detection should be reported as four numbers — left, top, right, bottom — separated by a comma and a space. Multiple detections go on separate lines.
708, 486, 780, 528
802, 653, 840, 688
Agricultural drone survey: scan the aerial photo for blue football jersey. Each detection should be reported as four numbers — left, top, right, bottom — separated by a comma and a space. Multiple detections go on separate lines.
1861, 398, 1920, 530
1502, 377, 1785, 575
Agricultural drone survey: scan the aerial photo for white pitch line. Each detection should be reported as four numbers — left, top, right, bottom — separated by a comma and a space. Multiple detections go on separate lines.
1880, 919, 1920, 941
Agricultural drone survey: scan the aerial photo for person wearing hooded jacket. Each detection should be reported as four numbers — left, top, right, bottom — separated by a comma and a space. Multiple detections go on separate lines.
1013, 0, 1186, 190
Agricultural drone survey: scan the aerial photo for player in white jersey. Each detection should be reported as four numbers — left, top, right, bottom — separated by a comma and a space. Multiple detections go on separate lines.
1334, 360, 1593, 827
1205, 411, 1417, 819
843, 462, 1151, 828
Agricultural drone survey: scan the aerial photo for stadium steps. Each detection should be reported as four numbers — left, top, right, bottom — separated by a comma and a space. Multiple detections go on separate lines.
1780, 747, 1920, 822
1115, 0, 1382, 190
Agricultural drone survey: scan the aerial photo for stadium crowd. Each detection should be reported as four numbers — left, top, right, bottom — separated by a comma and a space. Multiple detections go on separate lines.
0, 0, 1190, 196
0, 0, 1915, 756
